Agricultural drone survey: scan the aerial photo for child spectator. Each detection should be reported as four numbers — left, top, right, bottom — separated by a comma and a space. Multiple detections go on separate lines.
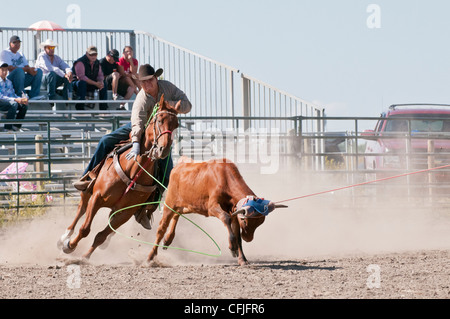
0, 63, 28, 132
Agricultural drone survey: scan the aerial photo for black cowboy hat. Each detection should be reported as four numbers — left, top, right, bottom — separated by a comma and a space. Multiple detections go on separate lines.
108, 49, 120, 62
138, 64, 163, 81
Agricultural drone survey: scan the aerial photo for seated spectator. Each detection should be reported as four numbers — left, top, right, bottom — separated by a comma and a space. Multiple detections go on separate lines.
0, 63, 28, 132
0, 35, 44, 99
100, 49, 135, 110
118, 46, 140, 94
35, 39, 73, 101
71, 46, 107, 110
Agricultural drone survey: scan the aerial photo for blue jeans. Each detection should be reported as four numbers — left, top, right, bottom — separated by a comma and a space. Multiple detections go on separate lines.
7, 68, 43, 98
72, 80, 108, 110
0, 100, 28, 130
42, 71, 71, 100
84, 122, 173, 188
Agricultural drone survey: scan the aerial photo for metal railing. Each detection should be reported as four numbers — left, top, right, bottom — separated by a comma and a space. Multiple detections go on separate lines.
2, 114, 450, 214
0, 114, 301, 213
1, 26, 324, 129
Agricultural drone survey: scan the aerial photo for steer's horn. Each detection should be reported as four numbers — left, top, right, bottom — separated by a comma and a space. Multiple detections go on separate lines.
232, 209, 246, 217
268, 202, 288, 213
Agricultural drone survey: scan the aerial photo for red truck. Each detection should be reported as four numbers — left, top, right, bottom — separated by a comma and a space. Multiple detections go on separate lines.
363, 104, 450, 173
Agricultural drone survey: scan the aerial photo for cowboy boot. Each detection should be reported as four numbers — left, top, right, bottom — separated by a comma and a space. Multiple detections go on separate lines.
73, 171, 92, 191
134, 189, 161, 230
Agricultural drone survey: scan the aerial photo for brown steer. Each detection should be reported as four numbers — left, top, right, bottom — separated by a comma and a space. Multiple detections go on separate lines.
147, 157, 287, 266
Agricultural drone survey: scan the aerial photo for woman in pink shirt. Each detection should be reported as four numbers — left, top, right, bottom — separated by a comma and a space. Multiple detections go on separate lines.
118, 46, 140, 94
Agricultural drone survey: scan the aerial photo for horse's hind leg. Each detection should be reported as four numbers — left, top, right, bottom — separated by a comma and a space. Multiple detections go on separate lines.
57, 192, 89, 249
82, 207, 135, 260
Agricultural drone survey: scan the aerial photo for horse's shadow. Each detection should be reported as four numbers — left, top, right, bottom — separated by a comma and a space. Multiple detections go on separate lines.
246, 259, 340, 271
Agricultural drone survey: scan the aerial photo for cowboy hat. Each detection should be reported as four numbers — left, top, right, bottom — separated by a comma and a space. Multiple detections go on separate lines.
138, 64, 163, 81
86, 46, 98, 55
40, 39, 58, 48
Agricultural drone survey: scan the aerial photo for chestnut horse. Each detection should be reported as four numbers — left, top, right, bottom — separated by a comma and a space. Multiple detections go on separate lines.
57, 94, 179, 260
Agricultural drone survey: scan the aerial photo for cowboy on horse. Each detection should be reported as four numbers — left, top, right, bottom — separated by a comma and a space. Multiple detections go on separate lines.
73, 64, 192, 229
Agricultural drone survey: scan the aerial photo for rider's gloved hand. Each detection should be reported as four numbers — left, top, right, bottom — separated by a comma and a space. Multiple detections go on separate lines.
126, 142, 140, 161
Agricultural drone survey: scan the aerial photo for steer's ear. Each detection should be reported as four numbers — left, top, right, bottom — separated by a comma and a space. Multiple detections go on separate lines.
274, 204, 288, 208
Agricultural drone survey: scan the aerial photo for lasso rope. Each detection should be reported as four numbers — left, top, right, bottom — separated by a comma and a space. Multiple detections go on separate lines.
108, 106, 221, 258
275, 164, 450, 204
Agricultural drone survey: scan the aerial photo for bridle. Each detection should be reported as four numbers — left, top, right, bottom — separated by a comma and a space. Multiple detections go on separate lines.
143, 110, 178, 159
120, 109, 178, 197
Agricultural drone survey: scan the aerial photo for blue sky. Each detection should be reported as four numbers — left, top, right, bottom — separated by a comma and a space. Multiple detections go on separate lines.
3, 0, 450, 121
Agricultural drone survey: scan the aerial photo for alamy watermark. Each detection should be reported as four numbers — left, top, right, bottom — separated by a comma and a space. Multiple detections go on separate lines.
66, 4, 81, 28
66, 265, 82, 289
366, 264, 381, 289
173, 127, 281, 175
367, 4, 381, 29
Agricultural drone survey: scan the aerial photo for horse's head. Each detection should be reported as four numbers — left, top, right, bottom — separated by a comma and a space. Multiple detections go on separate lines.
143, 94, 179, 160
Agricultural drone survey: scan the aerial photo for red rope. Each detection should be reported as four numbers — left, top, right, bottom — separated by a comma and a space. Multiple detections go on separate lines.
275, 164, 450, 204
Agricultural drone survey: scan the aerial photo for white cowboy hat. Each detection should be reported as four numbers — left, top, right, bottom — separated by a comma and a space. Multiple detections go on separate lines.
40, 39, 58, 48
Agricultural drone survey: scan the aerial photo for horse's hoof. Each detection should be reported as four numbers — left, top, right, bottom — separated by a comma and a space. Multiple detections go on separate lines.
62, 238, 76, 254
57, 229, 73, 249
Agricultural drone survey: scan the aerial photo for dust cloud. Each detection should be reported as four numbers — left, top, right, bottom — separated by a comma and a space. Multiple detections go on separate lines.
1, 164, 450, 266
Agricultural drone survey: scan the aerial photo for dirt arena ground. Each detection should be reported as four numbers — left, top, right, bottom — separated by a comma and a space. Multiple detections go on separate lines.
1, 167, 450, 300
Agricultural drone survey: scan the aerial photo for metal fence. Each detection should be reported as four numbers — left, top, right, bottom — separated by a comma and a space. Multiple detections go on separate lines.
2, 114, 450, 214
0, 113, 301, 213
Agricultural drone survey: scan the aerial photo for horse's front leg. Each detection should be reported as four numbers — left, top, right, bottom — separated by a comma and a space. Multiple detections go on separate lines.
82, 205, 137, 260
62, 192, 103, 254
57, 191, 90, 249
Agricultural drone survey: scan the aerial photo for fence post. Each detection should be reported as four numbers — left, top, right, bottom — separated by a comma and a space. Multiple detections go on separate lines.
428, 139, 435, 198
241, 74, 250, 131
35, 135, 44, 190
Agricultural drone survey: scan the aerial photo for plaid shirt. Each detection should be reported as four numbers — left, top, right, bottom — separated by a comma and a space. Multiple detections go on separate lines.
0, 77, 18, 103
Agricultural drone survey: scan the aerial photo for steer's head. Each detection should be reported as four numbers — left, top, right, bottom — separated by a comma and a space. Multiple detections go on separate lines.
232, 196, 287, 242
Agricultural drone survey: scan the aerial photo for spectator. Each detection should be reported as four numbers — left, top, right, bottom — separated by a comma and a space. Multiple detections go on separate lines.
100, 49, 135, 110
35, 39, 73, 101
71, 46, 108, 110
0, 35, 44, 99
118, 46, 140, 94
0, 63, 28, 132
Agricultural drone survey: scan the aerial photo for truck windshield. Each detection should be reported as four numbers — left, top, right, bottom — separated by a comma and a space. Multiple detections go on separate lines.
384, 115, 450, 133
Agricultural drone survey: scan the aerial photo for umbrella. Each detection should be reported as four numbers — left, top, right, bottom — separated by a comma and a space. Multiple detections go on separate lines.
29, 20, 64, 31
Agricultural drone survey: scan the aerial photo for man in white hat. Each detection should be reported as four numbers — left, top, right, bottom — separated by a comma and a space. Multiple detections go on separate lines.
35, 39, 73, 101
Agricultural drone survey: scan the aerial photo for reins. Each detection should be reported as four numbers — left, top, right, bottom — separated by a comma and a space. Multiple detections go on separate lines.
118, 105, 177, 200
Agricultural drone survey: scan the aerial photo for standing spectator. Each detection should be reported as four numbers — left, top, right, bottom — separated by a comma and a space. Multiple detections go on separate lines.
0, 63, 28, 132
35, 39, 73, 101
118, 46, 140, 94
0, 35, 43, 99
100, 49, 135, 110
71, 46, 107, 110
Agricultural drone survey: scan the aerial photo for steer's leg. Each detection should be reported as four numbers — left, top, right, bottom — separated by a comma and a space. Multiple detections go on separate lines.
231, 219, 248, 266
163, 213, 180, 248
147, 204, 176, 262
209, 204, 248, 266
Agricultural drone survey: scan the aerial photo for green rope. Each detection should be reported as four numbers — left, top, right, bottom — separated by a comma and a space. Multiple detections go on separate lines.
144, 103, 160, 129
107, 147, 222, 258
